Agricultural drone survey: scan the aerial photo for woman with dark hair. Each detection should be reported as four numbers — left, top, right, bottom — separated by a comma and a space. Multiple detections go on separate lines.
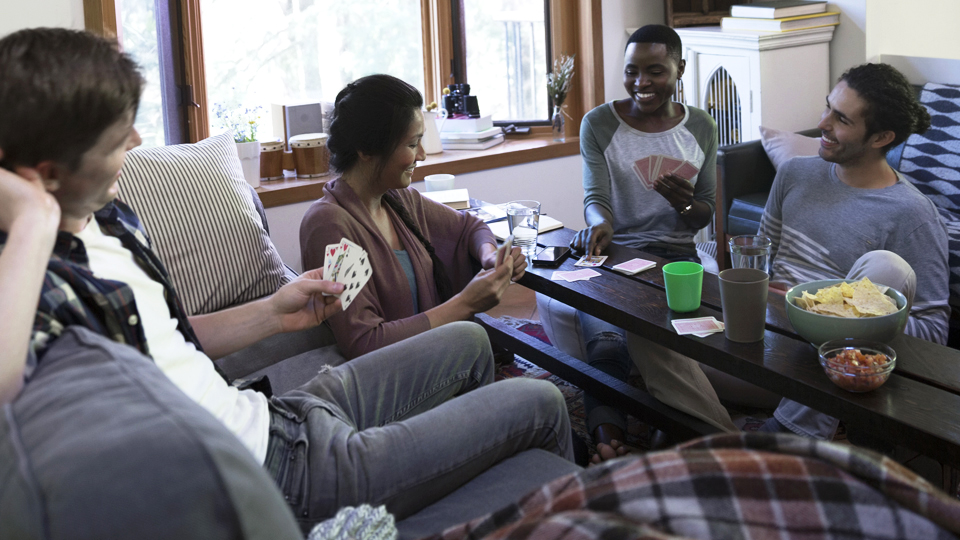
300, 74, 525, 359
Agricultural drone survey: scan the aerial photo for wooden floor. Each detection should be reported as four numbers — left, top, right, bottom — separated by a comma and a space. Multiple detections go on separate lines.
484, 283, 539, 321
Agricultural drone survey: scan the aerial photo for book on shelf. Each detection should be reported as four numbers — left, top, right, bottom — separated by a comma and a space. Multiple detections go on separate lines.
488, 215, 563, 241
441, 133, 505, 151
422, 188, 470, 210
439, 126, 503, 142
721, 11, 839, 32
440, 115, 494, 133
729, 0, 827, 19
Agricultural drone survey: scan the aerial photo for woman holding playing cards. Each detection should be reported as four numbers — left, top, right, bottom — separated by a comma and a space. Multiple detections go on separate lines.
299, 74, 525, 360
541, 25, 763, 462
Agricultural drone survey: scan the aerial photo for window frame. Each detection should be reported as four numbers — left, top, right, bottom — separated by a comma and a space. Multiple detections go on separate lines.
84, 0, 603, 143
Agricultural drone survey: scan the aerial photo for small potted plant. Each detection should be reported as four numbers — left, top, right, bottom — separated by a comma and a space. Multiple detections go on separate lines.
547, 54, 575, 142
214, 102, 263, 187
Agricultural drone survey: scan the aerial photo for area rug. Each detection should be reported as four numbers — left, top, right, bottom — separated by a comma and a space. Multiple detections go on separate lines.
492, 316, 782, 454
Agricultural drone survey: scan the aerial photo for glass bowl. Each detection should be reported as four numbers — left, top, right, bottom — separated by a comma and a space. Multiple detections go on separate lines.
817, 338, 896, 393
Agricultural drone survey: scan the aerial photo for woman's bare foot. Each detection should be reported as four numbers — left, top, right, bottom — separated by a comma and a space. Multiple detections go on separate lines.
590, 423, 630, 465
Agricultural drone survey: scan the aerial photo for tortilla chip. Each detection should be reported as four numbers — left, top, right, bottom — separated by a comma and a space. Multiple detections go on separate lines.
798, 277, 898, 318
810, 302, 857, 318
839, 281, 855, 298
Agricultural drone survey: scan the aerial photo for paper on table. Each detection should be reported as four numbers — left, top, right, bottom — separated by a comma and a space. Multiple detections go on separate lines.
489, 214, 563, 240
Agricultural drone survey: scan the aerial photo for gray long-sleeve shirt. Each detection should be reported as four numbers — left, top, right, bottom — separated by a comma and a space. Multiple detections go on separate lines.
580, 102, 718, 250
758, 156, 950, 344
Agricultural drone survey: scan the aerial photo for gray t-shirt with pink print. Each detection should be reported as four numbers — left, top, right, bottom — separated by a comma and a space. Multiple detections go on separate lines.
580, 101, 718, 250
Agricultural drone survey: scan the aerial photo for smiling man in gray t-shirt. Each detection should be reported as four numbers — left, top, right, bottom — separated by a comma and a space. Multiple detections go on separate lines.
758, 63, 949, 441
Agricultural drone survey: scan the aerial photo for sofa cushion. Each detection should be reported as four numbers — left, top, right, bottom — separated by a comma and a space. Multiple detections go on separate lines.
759, 125, 820, 170
0, 327, 301, 540
117, 133, 290, 315
727, 191, 769, 236
395, 449, 581, 540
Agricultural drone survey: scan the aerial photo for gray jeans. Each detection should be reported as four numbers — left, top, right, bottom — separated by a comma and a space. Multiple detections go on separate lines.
774, 250, 917, 440
265, 321, 573, 529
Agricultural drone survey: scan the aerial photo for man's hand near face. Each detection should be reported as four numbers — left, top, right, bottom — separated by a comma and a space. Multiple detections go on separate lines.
0, 155, 62, 403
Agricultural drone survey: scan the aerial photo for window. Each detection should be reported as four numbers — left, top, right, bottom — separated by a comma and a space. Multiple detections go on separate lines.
461, 0, 550, 123
199, 0, 426, 142
83, 0, 602, 143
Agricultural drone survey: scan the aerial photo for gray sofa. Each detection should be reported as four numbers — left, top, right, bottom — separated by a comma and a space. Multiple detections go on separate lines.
1, 133, 579, 539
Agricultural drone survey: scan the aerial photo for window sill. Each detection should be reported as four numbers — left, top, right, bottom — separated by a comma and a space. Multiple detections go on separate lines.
256, 134, 579, 208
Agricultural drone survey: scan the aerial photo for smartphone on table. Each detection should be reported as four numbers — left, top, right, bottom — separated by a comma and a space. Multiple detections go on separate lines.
532, 246, 571, 267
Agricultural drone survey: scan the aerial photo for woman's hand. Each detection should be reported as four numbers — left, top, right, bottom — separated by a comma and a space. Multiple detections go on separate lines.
480, 241, 526, 281
653, 173, 695, 210
570, 221, 613, 257
456, 255, 514, 314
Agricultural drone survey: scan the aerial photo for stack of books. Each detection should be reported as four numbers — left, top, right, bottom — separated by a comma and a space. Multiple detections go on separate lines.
423, 188, 471, 210
440, 116, 505, 150
721, 0, 839, 32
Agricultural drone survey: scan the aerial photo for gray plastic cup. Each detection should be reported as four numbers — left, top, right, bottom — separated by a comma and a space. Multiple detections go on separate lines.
719, 268, 769, 343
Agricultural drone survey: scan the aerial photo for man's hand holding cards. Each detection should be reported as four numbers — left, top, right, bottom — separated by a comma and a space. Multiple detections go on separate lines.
322, 237, 373, 310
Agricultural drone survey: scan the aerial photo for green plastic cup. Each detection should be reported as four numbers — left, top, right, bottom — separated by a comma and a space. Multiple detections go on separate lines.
662, 261, 704, 313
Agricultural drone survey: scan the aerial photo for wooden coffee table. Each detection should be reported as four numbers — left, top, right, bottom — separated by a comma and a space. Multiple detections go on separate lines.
496, 227, 960, 474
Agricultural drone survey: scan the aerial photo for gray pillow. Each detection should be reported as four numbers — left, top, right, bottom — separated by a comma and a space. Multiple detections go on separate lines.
117, 133, 290, 315
0, 327, 302, 540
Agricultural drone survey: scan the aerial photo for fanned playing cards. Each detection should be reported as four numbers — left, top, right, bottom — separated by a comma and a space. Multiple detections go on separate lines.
322, 237, 373, 310
632, 154, 700, 190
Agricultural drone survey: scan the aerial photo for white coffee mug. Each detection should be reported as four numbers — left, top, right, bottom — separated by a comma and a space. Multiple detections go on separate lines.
424, 173, 455, 192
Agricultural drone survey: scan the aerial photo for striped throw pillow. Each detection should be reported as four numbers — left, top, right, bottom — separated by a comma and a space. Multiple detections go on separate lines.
117, 133, 288, 315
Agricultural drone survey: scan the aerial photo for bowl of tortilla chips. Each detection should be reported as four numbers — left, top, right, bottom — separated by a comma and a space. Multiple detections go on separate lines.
784, 278, 908, 346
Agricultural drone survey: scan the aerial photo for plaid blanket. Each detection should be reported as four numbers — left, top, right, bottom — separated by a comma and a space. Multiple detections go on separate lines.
429, 433, 960, 540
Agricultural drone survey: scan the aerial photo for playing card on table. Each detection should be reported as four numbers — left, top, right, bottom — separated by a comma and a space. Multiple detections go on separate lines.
574, 254, 608, 267
672, 160, 700, 181
612, 258, 656, 275
693, 321, 724, 338
671, 317, 723, 335
552, 269, 601, 282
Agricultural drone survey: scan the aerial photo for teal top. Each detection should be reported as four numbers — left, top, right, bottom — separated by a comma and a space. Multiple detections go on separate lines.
394, 249, 419, 314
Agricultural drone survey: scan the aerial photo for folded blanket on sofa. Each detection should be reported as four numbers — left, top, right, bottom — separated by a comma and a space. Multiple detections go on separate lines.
430, 433, 960, 540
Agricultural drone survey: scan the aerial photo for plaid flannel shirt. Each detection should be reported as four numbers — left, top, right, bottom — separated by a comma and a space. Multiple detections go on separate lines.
434, 433, 960, 540
2, 200, 206, 383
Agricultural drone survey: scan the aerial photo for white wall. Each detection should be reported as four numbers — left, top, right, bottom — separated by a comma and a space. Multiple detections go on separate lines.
0, 0, 85, 36
601, 0, 664, 103
266, 155, 585, 272
867, 0, 960, 61
827, 0, 867, 83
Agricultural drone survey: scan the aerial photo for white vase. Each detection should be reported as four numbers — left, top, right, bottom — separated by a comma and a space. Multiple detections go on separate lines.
235, 141, 261, 188
421, 109, 448, 155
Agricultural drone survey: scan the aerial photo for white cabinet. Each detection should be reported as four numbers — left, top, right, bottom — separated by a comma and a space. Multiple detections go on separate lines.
675, 26, 835, 145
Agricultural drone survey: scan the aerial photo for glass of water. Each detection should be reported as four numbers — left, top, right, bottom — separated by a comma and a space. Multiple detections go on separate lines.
505, 200, 541, 258
728, 235, 772, 275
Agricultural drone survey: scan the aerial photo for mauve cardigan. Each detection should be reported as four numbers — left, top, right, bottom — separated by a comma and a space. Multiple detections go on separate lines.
299, 178, 496, 359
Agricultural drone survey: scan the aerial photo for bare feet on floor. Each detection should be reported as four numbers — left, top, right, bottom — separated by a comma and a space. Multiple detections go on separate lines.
590, 423, 631, 465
